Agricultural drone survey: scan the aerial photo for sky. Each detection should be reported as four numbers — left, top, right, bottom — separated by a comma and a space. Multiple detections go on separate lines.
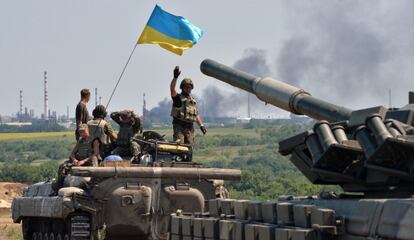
1, 1, 413, 118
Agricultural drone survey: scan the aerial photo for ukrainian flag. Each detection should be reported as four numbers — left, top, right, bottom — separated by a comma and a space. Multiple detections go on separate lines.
137, 5, 204, 55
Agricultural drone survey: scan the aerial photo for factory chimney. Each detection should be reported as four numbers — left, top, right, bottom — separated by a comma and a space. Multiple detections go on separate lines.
247, 93, 251, 118
67, 105, 70, 120
95, 88, 98, 107
19, 90, 23, 116
142, 93, 147, 124
44, 71, 49, 120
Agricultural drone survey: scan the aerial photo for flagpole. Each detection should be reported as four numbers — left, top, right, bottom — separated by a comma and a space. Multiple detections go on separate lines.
105, 43, 138, 110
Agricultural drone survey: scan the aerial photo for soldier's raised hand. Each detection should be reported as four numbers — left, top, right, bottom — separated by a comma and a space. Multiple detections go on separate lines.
200, 125, 207, 135
173, 66, 181, 78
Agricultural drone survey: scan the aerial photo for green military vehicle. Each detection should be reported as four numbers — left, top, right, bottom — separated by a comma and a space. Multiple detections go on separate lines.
167, 59, 414, 240
11, 132, 241, 240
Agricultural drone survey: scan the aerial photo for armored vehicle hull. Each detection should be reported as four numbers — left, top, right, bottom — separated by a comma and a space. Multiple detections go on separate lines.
169, 197, 414, 240
12, 164, 240, 240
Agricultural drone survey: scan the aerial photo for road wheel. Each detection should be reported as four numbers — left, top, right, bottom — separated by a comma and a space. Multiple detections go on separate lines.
56, 233, 62, 240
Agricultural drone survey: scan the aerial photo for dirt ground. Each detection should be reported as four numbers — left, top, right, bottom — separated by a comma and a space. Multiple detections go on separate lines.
0, 182, 27, 240
0, 182, 27, 206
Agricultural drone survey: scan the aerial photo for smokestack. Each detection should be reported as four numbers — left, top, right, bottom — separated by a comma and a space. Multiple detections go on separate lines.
142, 93, 146, 124
44, 71, 49, 120
67, 105, 70, 119
95, 88, 98, 107
19, 90, 23, 116
247, 93, 251, 118
388, 89, 392, 108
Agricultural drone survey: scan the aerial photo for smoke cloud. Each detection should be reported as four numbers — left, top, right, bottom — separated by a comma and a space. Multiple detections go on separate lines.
149, 1, 414, 119
200, 49, 274, 118
147, 98, 171, 122
276, 1, 414, 108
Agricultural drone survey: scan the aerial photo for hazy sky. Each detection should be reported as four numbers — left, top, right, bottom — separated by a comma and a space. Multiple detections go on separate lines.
0, 0, 288, 117
1, 1, 413, 118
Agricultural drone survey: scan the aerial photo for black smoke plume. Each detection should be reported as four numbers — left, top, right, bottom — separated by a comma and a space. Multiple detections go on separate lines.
276, 1, 414, 108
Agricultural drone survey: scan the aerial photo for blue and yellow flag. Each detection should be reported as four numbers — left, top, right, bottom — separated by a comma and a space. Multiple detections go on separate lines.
137, 5, 204, 55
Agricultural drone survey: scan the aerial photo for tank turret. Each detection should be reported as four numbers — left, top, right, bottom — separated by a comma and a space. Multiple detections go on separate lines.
201, 59, 414, 196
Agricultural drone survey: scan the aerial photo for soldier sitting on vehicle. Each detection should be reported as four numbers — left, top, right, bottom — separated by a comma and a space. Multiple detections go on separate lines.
111, 110, 142, 161
88, 105, 118, 164
54, 124, 92, 191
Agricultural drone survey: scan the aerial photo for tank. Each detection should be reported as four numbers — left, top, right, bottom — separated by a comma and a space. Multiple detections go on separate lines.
165, 59, 414, 240
11, 131, 241, 240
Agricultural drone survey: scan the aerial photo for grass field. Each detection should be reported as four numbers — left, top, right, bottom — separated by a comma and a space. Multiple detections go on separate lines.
0, 209, 22, 240
154, 127, 259, 136
0, 127, 258, 141
0, 131, 74, 141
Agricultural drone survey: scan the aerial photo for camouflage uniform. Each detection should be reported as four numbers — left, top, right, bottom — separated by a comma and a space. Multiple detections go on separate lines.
171, 94, 198, 144
88, 118, 115, 162
111, 110, 142, 158
55, 137, 91, 191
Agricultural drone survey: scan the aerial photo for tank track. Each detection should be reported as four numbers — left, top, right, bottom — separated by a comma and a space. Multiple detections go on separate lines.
169, 199, 341, 240
22, 212, 92, 240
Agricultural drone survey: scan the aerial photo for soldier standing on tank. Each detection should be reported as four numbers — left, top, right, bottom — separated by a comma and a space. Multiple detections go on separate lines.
170, 66, 207, 144
87, 105, 118, 165
75, 89, 91, 140
111, 110, 142, 160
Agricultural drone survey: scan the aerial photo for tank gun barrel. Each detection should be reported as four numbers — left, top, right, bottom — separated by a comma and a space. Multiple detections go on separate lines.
200, 59, 352, 122
71, 167, 241, 181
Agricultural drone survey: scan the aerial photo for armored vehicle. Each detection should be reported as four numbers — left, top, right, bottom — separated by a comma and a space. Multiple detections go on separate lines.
12, 131, 241, 240
166, 59, 414, 240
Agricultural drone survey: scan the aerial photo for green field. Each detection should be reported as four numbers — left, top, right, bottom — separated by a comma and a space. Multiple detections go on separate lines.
0, 131, 74, 141
0, 125, 338, 199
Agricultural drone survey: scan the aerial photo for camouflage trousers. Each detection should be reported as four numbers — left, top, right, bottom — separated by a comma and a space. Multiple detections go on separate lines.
53, 156, 98, 192
173, 123, 195, 145
112, 141, 141, 158
54, 160, 71, 192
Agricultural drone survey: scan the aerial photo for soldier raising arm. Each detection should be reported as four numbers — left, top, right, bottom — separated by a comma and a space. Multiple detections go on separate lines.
170, 66, 206, 145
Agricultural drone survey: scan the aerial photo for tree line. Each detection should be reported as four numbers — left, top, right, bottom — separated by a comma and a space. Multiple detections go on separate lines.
0, 124, 341, 198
